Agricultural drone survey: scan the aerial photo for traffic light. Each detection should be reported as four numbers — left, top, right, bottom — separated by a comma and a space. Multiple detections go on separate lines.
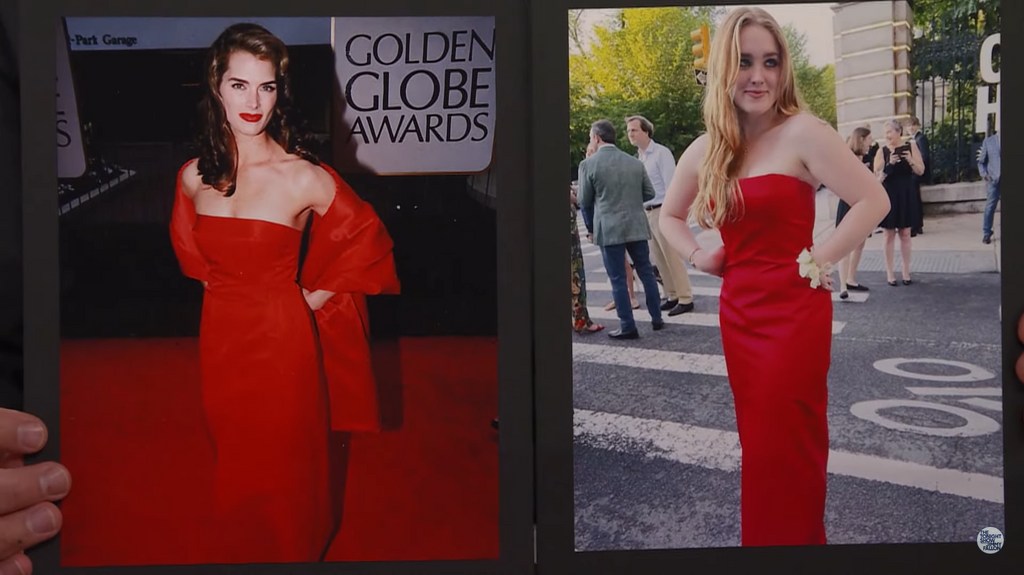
691, 24, 710, 71
691, 24, 710, 85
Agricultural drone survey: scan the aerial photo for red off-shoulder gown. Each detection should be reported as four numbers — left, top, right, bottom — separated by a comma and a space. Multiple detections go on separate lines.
718, 173, 832, 547
169, 159, 399, 563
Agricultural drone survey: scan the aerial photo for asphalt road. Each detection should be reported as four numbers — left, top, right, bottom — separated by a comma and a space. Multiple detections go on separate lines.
572, 233, 1005, 550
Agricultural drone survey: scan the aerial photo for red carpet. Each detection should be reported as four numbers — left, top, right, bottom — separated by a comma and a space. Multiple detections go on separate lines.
59, 336, 499, 566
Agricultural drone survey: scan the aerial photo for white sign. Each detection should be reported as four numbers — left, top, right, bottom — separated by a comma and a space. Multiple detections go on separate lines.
63, 17, 330, 51
57, 21, 85, 178
333, 17, 496, 174
975, 33, 1000, 134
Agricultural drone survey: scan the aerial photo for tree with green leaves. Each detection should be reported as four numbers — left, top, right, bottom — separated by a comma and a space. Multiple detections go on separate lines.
569, 7, 720, 171
782, 24, 837, 128
910, 0, 999, 183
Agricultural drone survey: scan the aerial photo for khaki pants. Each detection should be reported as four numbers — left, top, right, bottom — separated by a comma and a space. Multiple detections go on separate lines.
645, 206, 693, 304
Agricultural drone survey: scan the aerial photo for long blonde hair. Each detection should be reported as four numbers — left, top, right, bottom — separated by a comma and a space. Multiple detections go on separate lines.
692, 7, 803, 229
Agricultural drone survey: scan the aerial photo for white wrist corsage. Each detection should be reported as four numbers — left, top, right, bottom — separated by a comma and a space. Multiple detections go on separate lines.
796, 248, 832, 289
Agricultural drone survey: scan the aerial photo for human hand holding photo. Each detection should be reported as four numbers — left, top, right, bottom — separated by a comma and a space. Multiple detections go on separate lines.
0, 408, 71, 575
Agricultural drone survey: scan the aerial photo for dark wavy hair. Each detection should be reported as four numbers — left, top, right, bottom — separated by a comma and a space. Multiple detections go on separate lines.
197, 23, 317, 195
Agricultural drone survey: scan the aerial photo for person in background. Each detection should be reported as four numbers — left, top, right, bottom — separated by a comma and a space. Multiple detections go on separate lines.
625, 114, 694, 316
874, 119, 925, 286
570, 141, 605, 334
905, 116, 929, 235
977, 129, 1000, 244
835, 126, 873, 299
578, 119, 663, 339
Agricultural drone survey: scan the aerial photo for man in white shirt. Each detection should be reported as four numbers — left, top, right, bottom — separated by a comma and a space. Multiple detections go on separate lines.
625, 115, 694, 316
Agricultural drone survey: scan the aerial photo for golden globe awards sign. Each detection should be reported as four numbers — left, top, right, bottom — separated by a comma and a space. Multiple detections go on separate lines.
975, 33, 999, 134
57, 22, 85, 179
334, 17, 496, 174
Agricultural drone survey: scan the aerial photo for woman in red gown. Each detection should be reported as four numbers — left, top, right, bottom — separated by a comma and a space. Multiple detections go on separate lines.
169, 23, 399, 563
658, 8, 889, 546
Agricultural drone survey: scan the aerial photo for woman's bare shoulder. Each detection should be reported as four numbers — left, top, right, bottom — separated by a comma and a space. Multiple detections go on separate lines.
784, 112, 835, 137
779, 113, 843, 155
680, 133, 709, 159
284, 157, 336, 207
676, 133, 709, 172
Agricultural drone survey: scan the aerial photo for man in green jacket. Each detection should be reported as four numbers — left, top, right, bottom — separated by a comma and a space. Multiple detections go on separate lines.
578, 119, 664, 339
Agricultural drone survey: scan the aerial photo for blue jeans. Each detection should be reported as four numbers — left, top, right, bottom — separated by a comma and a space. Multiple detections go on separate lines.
600, 240, 663, 333
983, 178, 1000, 236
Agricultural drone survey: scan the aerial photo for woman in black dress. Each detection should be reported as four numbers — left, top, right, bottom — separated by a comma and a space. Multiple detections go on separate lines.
835, 126, 873, 298
873, 119, 924, 286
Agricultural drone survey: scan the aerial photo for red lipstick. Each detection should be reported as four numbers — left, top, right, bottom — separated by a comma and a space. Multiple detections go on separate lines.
239, 113, 263, 123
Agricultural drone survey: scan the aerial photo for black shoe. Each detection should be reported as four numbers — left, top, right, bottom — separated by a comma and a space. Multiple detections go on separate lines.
667, 302, 694, 316
652, 320, 665, 331
902, 279, 912, 285
846, 283, 869, 292
608, 329, 639, 340
888, 280, 898, 287
839, 290, 849, 300
983, 234, 992, 244
659, 299, 679, 311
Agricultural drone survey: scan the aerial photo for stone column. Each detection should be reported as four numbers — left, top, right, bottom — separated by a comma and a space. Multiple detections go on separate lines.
831, 1, 914, 141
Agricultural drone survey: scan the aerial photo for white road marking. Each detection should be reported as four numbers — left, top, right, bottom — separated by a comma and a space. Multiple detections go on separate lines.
574, 408, 1003, 504
584, 281, 869, 303
585, 306, 847, 334
874, 358, 996, 382
573, 342, 728, 377
907, 386, 1002, 397
849, 399, 1001, 437
959, 397, 1003, 412
585, 266, 712, 278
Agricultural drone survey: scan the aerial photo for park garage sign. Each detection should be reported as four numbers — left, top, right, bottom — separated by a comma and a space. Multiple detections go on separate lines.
334, 17, 495, 174
975, 33, 999, 134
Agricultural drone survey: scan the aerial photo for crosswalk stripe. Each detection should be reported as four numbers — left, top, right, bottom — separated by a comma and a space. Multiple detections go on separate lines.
585, 266, 711, 277
573, 342, 728, 376
584, 281, 869, 303
906, 387, 1002, 397
585, 306, 847, 334
573, 408, 1004, 504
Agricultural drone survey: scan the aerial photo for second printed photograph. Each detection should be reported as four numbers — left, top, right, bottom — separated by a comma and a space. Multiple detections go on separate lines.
568, 1, 1004, 551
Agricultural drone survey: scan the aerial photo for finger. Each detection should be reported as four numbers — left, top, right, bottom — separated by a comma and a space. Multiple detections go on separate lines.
0, 463, 70, 516
0, 455, 23, 470
0, 503, 62, 560
0, 411, 47, 458
0, 553, 31, 575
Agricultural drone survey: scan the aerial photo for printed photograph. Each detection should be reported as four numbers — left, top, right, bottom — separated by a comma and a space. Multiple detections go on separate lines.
56, 15, 499, 566
568, 1, 1004, 550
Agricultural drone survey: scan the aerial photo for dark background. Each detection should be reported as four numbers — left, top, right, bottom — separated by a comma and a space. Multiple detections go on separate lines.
0, 1, 22, 408
57, 39, 498, 339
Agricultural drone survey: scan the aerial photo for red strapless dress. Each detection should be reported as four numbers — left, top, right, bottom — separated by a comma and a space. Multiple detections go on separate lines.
169, 160, 399, 563
718, 173, 832, 547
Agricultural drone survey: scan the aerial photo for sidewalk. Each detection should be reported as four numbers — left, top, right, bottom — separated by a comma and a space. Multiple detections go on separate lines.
813, 189, 1001, 274
693, 188, 1001, 274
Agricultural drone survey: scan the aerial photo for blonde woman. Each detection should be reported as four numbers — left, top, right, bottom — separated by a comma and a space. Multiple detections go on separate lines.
659, 7, 889, 546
